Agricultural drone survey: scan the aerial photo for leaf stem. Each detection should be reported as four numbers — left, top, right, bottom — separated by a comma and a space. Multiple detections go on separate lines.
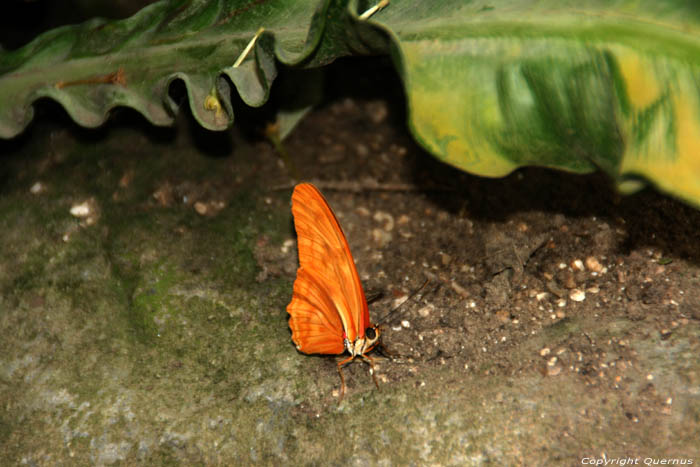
359, 0, 389, 20
233, 27, 265, 68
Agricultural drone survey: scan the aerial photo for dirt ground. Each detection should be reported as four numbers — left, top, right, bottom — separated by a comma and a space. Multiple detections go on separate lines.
272, 56, 700, 400
1, 56, 699, 464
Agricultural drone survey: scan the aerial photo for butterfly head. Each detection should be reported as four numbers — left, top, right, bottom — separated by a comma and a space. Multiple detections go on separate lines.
345, 325, 381, 357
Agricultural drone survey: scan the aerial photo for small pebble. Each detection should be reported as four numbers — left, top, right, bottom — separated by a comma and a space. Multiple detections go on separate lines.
366, 100, 388, 124
281, 239, 295, 254
194, 201, 208, 215
585, 256, 604, 273
69, 198, 100, 225
70, 201, 91, 217
547, 365, 562, 376
30, 181, 45, 194
563, 273, 576, 289
152, 184, 174, 206
355, 206, 370, 217
570, 289, 586, 302
450, 280, 469, 297
495, 310, 509, 324
373, 211, 394, 231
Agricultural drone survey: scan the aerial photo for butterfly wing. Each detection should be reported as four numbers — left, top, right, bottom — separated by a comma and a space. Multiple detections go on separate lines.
286, 267, 346, 354
286, 183, 370, 354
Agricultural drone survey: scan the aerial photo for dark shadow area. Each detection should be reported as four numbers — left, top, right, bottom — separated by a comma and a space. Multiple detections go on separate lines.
0, 97, 178, 156
3, 47, 700, 267
0, 0, 158, 50
279, 54, 700, 268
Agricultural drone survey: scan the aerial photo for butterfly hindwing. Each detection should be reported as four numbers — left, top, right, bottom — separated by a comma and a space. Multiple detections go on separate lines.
287, 267, 345, 354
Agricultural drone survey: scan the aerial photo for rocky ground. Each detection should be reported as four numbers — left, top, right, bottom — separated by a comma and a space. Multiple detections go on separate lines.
1, 58, 698, 465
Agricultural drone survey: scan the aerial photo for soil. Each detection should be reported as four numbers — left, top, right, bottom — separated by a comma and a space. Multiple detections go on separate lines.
1, 56, 698, 464
276, 57, 700, 402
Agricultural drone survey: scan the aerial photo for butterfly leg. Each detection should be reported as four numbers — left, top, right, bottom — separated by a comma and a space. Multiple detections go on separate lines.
375, 342, 392, 357
360, 354, 380, 390
337, 355, 355, 402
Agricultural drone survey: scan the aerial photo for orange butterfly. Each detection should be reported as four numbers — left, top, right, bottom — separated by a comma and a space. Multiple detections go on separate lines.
286, 183, 381, 400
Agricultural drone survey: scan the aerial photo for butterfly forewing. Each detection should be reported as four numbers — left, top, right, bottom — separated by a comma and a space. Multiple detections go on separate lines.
287, 183, 370, 354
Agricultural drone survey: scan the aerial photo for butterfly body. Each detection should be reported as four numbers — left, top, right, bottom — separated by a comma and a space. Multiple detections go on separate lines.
286, 183, 381, 400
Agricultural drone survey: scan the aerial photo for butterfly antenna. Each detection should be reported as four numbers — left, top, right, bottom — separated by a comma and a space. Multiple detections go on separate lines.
376, 279, 430, 326
365, 290, 384, 305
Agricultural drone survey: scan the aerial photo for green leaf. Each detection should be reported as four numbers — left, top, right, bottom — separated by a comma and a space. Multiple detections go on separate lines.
3, 0, 700, 208
0, 0, 378, 138
371, 0, 700, 206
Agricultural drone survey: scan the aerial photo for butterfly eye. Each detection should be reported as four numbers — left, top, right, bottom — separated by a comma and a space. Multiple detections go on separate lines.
365, 327, 377, 340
